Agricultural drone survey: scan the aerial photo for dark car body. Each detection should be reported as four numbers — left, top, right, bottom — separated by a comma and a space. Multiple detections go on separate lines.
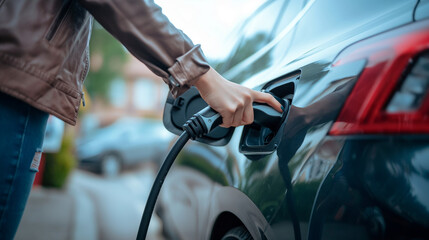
159, 0, 429, 239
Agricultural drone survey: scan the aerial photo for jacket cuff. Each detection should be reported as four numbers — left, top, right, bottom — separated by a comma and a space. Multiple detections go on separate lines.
167, 44, 210, 97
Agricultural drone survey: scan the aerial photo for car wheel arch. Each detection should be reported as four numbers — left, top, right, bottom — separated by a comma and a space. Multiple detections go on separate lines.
210, 212, 247, 240
208, 186, 276, 240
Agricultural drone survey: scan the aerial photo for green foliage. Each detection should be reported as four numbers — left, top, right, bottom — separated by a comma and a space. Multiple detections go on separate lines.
85, 21, 127, 100
42, 136, 76, 189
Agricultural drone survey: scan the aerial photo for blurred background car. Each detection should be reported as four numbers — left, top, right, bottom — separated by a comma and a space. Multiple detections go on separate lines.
76, 118, 174, 177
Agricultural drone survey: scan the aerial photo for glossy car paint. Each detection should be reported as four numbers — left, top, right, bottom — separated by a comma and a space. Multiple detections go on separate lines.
159, 0, 428, 239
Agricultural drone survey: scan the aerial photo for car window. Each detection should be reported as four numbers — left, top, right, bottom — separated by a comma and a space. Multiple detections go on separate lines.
278, 0, 414, 68
219, 0, 306, 83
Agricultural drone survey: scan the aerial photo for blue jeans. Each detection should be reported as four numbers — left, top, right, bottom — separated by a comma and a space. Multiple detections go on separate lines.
0, 92, 48, 239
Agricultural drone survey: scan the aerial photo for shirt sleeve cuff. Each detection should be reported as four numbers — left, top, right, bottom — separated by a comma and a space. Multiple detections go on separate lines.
166, 44, 210, 97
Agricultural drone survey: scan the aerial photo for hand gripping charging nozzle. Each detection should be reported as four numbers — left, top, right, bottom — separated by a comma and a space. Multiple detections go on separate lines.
137, 96, 288, 240
184, 96, 288, 140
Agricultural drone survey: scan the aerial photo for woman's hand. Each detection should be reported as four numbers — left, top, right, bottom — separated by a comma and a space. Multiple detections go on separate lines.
194, 67, 283, 128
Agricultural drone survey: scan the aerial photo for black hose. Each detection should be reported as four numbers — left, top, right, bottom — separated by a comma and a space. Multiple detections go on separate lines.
136, 131, 190, 240
136, 102, 284, 239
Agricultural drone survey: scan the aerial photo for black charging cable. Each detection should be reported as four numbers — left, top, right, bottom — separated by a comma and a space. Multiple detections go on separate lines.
136, 106, 222, 239
136, 131, 189, 240
137, 99, 286, 239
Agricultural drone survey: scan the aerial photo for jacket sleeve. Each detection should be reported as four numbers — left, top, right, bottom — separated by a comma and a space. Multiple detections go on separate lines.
78, 0, 210, 97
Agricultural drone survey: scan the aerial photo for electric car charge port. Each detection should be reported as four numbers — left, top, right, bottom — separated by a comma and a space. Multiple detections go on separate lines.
238, 73, 298, 160
239, 96, 290, 160
264, 131, 275, 145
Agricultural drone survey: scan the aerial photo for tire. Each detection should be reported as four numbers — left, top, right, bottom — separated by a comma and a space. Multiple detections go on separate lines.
100, 154, 122, 177
221, 226, 253, 240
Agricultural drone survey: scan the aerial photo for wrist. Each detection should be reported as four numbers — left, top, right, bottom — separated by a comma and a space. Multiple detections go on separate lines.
194, 67, 215, 91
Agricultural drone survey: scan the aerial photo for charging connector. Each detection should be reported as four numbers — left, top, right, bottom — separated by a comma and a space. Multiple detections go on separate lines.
137, 100, 287, 240
137, 106, 222, 240
183, 107, 223, 139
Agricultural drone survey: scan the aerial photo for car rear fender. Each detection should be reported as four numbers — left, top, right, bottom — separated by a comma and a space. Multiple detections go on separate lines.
207, 186, 276, 240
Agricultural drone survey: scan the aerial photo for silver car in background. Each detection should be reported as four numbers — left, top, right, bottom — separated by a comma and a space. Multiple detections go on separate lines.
76, 118, 174, 177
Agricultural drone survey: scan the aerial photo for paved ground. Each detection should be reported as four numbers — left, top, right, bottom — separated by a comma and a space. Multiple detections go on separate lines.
15, 164, 165, 240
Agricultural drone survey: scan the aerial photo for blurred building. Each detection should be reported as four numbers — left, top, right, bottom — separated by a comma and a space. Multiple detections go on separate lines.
123, 55, 168, 114
81, 54, 169, 132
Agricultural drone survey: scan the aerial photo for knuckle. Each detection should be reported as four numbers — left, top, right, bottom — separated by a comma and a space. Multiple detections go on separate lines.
226, 106, 236, 114
244, 92, 252, 101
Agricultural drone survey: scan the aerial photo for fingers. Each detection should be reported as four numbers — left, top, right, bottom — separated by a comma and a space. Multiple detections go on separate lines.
196, 68, 283, 129
219, 111, 233, 128
231, 102, 245, 127
220, 91, 282, 128
220, 90, 253, 128
220, 101, 246, 128
252, 91, 283, 113
220, 111, 238, 128
241, 103, 254, 125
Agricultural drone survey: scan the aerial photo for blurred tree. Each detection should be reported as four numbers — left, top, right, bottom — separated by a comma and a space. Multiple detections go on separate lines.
42, 135, 76, 188
85, 21, 127, 101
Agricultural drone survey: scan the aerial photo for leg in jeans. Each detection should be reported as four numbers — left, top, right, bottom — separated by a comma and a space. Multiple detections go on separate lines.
0, 92, 49, 239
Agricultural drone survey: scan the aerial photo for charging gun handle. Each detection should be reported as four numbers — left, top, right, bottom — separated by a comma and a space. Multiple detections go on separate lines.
195, 107, 222, 134
253, 99, 288, 131
193, 97, 288, 136
187, 95, 287, 139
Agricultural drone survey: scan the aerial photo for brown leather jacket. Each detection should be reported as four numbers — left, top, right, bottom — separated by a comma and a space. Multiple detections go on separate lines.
0, 0, 210, 125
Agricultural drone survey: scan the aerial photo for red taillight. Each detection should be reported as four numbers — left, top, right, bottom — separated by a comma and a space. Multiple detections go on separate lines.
329, 20, 429, 135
